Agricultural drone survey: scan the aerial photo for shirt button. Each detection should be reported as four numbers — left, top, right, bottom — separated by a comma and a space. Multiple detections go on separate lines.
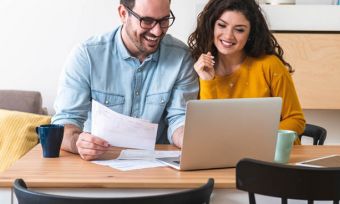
137, 68, 142, 72
105, 100, 109, 104
161, 99, 165, 103
136, 91, 139, 96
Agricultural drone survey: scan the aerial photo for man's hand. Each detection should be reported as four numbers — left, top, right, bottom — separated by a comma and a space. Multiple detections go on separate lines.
76, 132, 110, 161
172, 126, 184, 148
61, 124, 110, 161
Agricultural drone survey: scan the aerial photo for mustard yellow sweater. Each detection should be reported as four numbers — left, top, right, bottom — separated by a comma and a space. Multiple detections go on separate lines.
199, 55, 305, 144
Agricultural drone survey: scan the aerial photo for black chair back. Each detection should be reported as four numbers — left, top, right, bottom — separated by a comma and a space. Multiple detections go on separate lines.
14, 178, 214, 204
236, 158, 340, 204
300, 123, 327, 145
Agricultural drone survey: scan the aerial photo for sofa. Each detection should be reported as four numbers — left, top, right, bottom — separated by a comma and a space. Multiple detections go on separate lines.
0, 90, 48, 114
0, 90, 51, 172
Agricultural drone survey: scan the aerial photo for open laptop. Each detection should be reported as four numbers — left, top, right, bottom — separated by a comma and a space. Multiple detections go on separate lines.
158, 97, 282, 170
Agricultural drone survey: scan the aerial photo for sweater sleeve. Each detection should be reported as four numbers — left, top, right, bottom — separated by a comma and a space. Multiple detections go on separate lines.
199, 78, 218, 99
266, 57, 306, 142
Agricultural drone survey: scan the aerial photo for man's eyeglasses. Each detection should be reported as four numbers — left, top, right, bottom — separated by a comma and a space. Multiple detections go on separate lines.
124, 6, 175, 29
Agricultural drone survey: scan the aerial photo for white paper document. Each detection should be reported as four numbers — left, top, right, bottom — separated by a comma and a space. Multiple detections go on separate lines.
92, 159, 167, 171
117, 149, 181, 160
92, 150, 181, 171
91, 100, 158, 150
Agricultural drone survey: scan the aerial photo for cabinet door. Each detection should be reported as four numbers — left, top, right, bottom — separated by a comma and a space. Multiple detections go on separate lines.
275, 33, 340, 109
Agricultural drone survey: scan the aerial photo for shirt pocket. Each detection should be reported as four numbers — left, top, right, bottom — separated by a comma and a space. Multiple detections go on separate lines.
146, 92, 170, 106
92, 91, 125, 113
144, 92, 170, 122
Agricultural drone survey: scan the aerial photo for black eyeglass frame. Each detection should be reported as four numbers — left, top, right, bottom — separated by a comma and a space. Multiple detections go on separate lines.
124, 6, 175, 29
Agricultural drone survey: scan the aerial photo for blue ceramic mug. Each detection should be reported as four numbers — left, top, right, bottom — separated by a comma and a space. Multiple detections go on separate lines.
36, 124, 64, 158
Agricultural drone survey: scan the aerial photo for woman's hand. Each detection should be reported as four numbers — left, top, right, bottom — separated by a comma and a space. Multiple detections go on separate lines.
194, 52, 215, 80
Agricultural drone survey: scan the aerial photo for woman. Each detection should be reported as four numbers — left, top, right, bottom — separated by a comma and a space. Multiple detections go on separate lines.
188, 0, 305, 144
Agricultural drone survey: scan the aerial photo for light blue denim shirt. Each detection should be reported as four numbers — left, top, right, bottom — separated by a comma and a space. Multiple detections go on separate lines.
52, 26, 198, 144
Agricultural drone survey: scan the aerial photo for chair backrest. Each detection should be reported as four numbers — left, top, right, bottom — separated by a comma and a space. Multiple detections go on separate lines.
236, 158, 340, 204
14, 178, 214, 204
299, 123, 327, 145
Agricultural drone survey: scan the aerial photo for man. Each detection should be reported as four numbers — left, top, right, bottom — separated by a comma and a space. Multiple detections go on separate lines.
52, 0, 198, 160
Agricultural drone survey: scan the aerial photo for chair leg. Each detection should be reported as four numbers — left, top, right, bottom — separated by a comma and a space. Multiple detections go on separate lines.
308, 200, 314, 204
333, 200, 339, 204
281, 198, 287, 204
249, 192, 256, 204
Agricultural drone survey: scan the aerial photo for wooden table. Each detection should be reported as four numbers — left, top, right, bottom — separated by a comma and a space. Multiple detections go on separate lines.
1, 145, 340, 204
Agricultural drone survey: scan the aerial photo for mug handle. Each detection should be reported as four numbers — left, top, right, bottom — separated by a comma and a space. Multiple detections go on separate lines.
35, 127, 41, 143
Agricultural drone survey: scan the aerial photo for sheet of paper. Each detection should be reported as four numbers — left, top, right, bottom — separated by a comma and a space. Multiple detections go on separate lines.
91, 100, 158, 150
296, 154, 340, 167
117, 149, 181, 160
92, 150, 180, 171
92, 159, 167, 171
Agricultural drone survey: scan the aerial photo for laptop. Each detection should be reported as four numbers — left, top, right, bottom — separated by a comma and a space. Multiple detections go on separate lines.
158, 97, 282, 170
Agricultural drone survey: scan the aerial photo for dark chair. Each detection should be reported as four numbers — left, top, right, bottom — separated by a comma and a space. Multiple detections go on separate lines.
299, 123, 327, 145
14, 178, 214, 204
236, 158, 340, 204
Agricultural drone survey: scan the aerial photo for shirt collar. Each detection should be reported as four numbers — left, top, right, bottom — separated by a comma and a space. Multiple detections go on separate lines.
116, 26, 160, 63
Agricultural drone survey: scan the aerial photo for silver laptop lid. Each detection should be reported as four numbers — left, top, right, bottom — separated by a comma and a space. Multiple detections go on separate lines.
179, 97, 282, 170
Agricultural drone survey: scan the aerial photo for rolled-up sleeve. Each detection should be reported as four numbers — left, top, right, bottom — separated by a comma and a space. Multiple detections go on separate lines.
166, 52, 199, 143
52, 44, 91, 130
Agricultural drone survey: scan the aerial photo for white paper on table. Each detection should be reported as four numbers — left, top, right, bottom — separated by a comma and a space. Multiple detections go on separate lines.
91, 150, 180, 171
92, 159, 167, 171
117, 149, 181, 160
91, 100, 158, 150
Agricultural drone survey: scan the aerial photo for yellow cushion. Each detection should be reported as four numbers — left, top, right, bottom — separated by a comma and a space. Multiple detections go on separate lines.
0, 109, 51, 172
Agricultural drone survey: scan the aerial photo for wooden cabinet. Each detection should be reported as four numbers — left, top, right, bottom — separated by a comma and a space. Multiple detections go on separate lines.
274, 33, 340, 109
260, 5, 340, 108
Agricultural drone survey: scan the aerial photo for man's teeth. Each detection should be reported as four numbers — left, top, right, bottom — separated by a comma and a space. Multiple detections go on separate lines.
145, 36, 157, 41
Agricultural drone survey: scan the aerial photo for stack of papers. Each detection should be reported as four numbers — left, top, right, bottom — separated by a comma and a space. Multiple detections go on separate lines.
92, 149, 181, 171
90, 100, 180, 171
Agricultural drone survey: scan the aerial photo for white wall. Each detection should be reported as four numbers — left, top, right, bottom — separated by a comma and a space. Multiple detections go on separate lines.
0, 0, 339, 143
0, 0, 204, 113
0, 0, 117, 113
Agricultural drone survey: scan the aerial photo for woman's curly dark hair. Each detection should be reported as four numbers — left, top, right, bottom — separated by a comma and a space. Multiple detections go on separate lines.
188, 0, 293, 73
